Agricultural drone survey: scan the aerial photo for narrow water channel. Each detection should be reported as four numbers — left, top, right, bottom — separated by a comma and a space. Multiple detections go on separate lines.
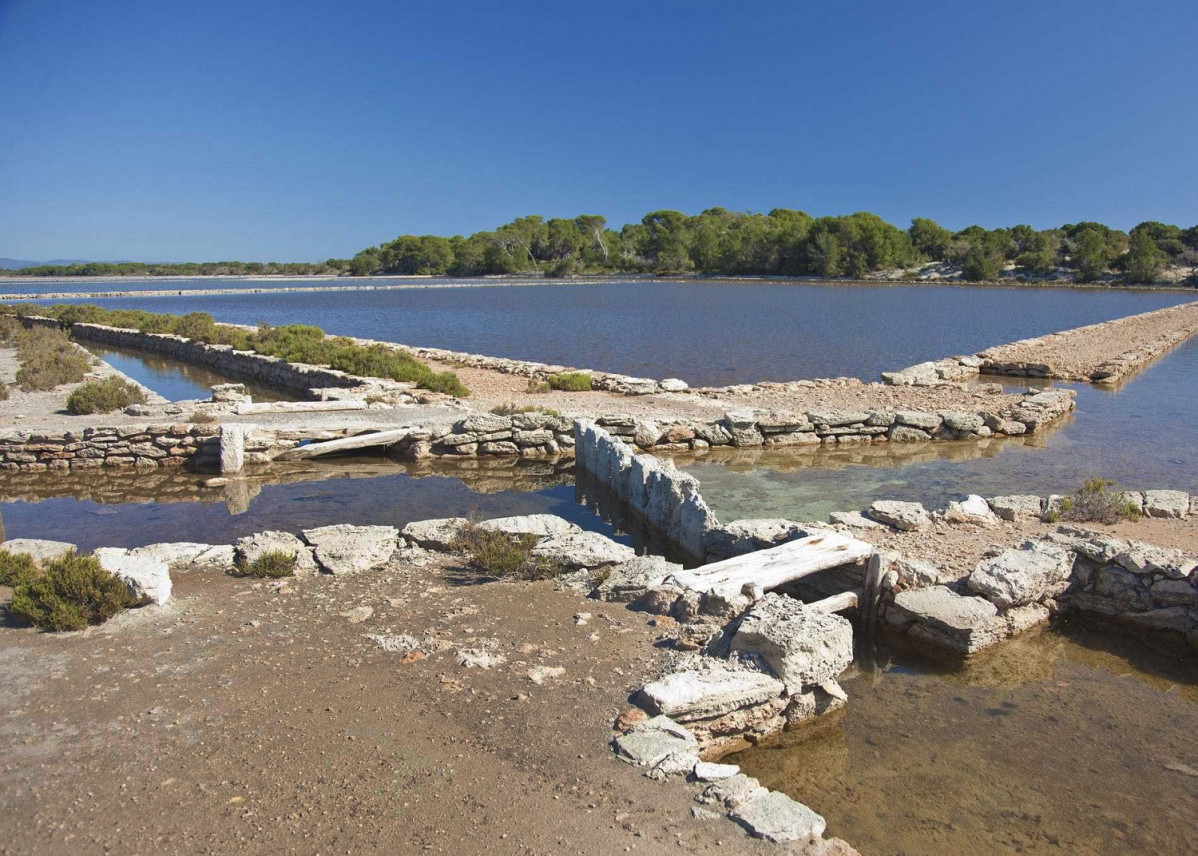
82, 343, 294, 402
727, 621, 1198, 855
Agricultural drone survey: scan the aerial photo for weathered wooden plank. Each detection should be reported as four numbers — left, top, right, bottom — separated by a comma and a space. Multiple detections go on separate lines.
667, 532, 873, 598
274, 428, 411, 461
806, 589, 860, 614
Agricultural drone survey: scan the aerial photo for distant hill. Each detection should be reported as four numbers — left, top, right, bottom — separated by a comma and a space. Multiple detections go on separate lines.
0, 258, 96, 269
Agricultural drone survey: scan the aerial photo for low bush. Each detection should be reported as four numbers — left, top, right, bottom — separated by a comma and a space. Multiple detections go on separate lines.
1059, 478, 1141, 524
0, 315, 23, 344
234, 550, 297, 578
450, 525, 559, 580
66, 377, 148, 414
13, 327, 92, 391
0, 304, 467, 396
8, 552, 138, 631
489, 402, 561, 417
546, 371, 592, 392
0, 550, 39, 587
524, 378, 551, 393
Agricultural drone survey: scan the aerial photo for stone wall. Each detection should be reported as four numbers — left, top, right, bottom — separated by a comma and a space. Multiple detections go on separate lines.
66, 322, 373, 397
0, 424, 220, 472
574, 420, 716, 560
585, 392, 1075, 453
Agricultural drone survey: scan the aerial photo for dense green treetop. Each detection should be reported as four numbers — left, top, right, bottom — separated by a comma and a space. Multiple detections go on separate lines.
5, 211, 1197, 284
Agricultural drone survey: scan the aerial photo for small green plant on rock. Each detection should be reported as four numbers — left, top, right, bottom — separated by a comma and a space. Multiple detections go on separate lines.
8, 552, 138, 632
450, 524, 559, 580
1059, 478, 1141, 524
546, 372, 592, 392
234, 550, 298, 578
66, 377, 148, 414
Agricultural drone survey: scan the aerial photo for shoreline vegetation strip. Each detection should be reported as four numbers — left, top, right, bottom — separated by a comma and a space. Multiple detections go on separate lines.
2, 210, 1197, 285
0, 303, 469, 398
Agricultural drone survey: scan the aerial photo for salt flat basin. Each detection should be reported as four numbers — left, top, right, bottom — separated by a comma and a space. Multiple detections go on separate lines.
727, 619, 1198, 856
673, 335, 1198, 522
27, 278, 1195, 386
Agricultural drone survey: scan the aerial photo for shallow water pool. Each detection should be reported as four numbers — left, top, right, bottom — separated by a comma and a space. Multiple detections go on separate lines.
728, 620, 1198, 855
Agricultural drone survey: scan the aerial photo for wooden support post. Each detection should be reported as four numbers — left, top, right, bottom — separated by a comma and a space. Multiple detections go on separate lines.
273, 428, 412, 461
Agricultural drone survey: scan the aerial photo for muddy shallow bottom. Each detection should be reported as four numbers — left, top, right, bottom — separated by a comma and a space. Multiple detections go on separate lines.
728, 620, 1198, 856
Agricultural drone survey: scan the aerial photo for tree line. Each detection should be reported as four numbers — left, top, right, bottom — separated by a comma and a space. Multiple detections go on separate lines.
349, 210, 1198, 284
0, 260, 350, 278
5, 210, 1196, 284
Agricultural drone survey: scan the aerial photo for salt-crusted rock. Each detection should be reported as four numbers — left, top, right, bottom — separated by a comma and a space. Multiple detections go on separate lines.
631, 584, 684, 615
944, 494, 1000, 528
632, 419, 661, 449
595, 555, 680, 602
967, 541, 1073, 608
1142, 489, 1190, 519
893, 556, 943, 589
730, 790, 827, 843
128, 542, 233, 572
645, 751, 698, 780
888, 425, 932, 442
939, 411, 985, 433
867, 500, 930, 532
894, 410, 942, 430
400, 517, 467, 551
638, 669, 785, 721
1114, 543, 1197, 580
693, 761, 740, 781
828, 510, 884, 530
302, 524, 399, 575
730, 594, 853, 691
234, 530, 319, 576
659, 378, 689, 392
696, 773, 767, 809
475, 514, 579, 539
987, 495, 1044, 521
0, 538, 77, 563
532, 531, 635, 570
612, 716, 698, 767
94, 547, 172, 605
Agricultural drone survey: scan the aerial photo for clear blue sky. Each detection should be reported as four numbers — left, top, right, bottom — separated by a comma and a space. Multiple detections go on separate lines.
1, 0, 1195, 262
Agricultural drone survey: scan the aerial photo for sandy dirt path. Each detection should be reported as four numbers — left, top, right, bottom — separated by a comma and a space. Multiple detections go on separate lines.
0, 553, 783, 856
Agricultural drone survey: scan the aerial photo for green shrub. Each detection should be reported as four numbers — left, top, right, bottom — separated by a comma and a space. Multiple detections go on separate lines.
546, 371, 592, 392
450, 525, 560, 580
234, 550, 297, 578
525, 378, 551, 393
1059, 478, 1141, 524
0, 550, 39, 587
0, 315, 23, 345
66, 377, 148, 414
8, 552, 138, 631
489, 402, 561, 417
13, 327, 92, 391
0, 305, 465, 396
